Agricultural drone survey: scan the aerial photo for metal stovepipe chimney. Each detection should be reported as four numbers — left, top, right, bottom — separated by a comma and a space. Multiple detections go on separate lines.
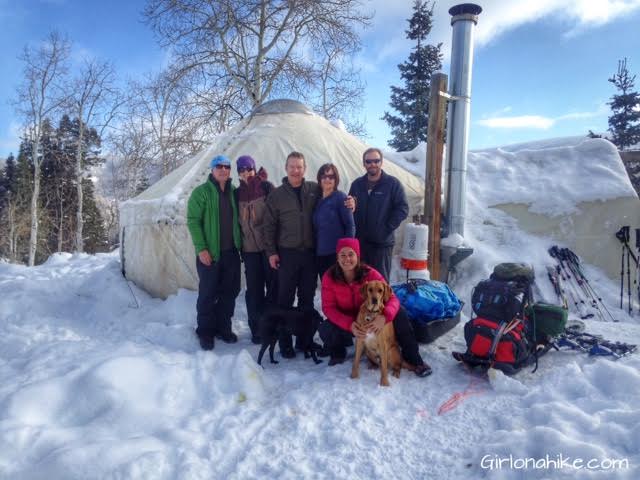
445, 3, 482, 238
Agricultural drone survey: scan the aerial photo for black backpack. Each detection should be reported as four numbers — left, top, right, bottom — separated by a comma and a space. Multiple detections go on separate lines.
471, 279, 527, 323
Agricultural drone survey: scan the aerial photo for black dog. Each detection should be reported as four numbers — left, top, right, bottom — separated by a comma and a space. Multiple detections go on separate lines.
257, 307, 323, 366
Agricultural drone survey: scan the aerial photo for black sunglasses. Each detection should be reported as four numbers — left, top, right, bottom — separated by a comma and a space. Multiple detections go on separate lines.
238, 167, 254, 173
321, 174, 336, 180
364, 158, 381, 165
215, 164, 231, 170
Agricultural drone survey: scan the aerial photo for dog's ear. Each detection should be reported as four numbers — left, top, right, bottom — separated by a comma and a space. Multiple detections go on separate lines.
383, 283, 392, 302
360, 282, 368, 299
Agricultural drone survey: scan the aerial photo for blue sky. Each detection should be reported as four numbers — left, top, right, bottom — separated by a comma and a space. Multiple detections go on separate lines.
2, 0, 640, 158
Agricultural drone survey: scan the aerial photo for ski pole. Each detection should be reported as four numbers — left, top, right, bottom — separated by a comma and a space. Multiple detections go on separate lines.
627, 243, 632, 315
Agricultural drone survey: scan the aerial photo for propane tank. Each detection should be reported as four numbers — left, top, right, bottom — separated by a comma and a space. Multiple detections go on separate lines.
400, 222, 429, 271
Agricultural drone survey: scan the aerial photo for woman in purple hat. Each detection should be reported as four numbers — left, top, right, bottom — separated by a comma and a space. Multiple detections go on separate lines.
235, 155, 275, 344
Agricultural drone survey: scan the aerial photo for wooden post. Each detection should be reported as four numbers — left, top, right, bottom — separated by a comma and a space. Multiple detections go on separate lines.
424, 73, 448, 281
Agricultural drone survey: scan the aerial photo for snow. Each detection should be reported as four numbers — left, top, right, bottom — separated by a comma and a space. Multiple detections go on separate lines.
386, 137, 635, 216
2, 136, 640, 478
2, 257, 639, 478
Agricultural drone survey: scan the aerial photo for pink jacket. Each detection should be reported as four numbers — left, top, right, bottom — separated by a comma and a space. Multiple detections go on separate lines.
321, 267, 400, 332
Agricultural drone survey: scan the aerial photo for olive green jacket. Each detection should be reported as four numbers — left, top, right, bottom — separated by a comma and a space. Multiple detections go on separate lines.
263, 177, 319, 256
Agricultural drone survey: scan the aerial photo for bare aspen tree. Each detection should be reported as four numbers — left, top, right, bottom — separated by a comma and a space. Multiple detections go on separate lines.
313, 42, 367, 137
144, 0, 371, 115
67, 59, 118, 252
15, 32, 70, 266
127, 69, 222, 178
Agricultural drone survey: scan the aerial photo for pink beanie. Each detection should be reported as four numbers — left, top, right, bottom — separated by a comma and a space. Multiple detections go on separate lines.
336, 238, 360, 257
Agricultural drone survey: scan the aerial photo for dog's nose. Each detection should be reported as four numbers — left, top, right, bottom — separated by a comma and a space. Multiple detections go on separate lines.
371, 298, 378, 304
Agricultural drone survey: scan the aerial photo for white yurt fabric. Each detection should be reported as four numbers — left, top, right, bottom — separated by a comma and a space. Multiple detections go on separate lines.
119, 99, 425, 298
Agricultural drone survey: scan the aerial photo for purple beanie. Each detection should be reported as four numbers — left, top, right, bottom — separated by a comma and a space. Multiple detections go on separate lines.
237, 155, 256, 172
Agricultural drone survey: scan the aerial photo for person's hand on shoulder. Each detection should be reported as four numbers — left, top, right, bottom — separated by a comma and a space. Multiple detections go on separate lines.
344, 195, 356, 212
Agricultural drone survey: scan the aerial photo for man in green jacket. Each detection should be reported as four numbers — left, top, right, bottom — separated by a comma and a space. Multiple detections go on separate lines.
187, 154, 242, 350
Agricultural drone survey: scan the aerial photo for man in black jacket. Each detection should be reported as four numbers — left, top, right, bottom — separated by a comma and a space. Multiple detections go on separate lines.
348, 147, 409, 281
263, 151, 319, 358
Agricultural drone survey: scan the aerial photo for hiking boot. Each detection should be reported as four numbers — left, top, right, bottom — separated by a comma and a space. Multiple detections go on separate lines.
296, 341, 323, 353
280, 346, 296, 359
328, 346, 346, 366
198, 335, 215, 351
317, 345, 331, 358
414, 363, 432, 378
216, 331, 238, 344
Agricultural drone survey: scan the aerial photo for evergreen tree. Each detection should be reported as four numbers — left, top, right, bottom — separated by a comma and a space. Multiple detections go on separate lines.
81, 178, 108, 253
4, 142, 35, 262
608, 58, 640, 150
383, 0, 442, 151
0, 154, 13, 204
39, 115, 104, 256
42, 115, 76, 254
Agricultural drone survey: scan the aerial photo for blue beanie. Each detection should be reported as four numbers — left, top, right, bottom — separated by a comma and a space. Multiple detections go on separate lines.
236, 155, 256, 172
210, 154, 231, 169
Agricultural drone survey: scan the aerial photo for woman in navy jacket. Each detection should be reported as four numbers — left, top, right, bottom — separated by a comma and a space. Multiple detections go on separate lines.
312, 163, 355, 278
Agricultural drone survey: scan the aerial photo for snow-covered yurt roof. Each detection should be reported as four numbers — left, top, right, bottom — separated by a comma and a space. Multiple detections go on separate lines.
119, 99, 425, 298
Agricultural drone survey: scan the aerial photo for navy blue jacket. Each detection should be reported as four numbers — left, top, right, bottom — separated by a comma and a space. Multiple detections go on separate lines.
348, 170, 409, 247
313, 190, 355, 255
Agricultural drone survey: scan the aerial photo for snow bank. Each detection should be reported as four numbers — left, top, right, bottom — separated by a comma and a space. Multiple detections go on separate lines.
1, 252, 639, 479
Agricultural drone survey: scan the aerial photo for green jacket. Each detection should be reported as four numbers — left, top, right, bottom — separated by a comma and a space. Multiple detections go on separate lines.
187, 176, 241, 260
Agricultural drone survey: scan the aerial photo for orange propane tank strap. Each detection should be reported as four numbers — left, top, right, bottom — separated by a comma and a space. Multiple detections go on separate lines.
400, 258, 429, 270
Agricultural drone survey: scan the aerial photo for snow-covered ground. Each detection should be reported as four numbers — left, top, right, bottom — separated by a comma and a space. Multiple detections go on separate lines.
2, 252, 638, 479
1, 137, 640, 479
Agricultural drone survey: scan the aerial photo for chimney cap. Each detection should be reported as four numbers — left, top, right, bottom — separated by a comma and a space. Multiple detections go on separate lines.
448, 3, 482, 16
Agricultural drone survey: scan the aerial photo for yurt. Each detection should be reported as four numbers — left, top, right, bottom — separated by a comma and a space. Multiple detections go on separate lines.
119, 99, 425, 298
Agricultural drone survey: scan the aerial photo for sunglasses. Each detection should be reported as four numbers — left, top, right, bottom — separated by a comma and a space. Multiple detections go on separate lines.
364, 158, 381, 165
238, 167, 254, 173
215, 164, 231, 170
321, 174, 336, 180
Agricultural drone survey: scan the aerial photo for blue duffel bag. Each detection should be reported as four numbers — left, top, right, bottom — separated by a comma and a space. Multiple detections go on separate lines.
392, 279, 462, 322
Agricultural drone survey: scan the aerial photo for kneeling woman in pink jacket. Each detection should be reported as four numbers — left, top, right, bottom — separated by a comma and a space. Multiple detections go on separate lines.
319, 238, 432, 377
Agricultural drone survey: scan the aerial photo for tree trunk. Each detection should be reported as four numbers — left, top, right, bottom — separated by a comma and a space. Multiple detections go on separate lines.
58, 187, 64, 252
28, 137, 41, 266
8, 199, 16, 261
75, 123, 85, 252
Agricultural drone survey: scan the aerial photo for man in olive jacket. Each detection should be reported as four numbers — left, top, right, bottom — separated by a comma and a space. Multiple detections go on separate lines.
187, 154, 242, 350
263, 151, 319, 358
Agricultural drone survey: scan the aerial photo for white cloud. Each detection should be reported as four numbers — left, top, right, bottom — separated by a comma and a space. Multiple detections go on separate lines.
478, 115, 555, 129
363, 0, 640, 67
477, 104, 609, 129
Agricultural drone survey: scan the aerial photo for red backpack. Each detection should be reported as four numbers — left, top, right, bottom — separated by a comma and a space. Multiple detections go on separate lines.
453, 266, 546, 374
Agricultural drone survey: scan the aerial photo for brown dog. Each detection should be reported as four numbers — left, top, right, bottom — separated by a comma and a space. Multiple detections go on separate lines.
350, 280, 412, 386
